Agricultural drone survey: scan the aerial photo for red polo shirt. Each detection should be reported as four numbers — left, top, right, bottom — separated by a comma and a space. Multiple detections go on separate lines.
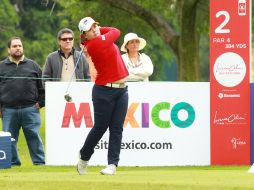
83, 27, 128, 85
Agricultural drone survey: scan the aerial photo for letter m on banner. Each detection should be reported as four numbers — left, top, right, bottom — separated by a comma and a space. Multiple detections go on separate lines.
61, 103, 93, 128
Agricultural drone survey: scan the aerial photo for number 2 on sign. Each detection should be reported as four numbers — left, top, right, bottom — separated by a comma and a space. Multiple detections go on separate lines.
215, 11, 230, 34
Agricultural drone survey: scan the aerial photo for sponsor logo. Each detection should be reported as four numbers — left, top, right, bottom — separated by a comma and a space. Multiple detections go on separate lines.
218, 93, 240, 99
213, 52, 246, 87
218, 93, 224, 99
213, 111, 246, 125
231, 137, 246, 149
61, 102, 196, 129
0, 150, 6, 160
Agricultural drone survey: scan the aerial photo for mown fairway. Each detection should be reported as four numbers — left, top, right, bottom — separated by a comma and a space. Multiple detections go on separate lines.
0, 165, 254, 190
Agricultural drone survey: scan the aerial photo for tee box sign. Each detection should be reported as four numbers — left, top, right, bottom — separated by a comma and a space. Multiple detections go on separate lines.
210, 0, 250, 164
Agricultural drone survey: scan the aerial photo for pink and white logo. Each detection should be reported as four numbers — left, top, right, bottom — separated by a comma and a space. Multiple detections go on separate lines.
213, 111, 246, 125
213, 52, 246, 87
217, 93, 240, 99
231, 137, 246, 149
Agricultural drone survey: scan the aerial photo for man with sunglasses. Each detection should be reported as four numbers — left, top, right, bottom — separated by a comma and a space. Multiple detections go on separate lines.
43, 28, 90, 82
77, 17, 129, 175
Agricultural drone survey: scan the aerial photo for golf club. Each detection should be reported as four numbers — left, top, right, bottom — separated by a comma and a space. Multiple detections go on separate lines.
64, 46, 84, 102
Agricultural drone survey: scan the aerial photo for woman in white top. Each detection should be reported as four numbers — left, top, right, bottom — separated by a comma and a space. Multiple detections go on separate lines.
121, 33, 153, 82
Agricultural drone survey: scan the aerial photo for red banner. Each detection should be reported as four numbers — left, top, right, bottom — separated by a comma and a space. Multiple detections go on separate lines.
210, 0, 250, 164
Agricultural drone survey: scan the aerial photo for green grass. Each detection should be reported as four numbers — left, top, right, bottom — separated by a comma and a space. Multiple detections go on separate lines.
0, 165, 254, 190
1, 109, 254, 190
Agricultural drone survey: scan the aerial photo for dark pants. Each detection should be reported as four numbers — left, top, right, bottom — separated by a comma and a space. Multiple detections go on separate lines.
80, 85, 128, 166
1, 105, 45, 166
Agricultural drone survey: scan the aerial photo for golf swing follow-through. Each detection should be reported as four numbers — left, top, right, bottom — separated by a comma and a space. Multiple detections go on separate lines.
76, 17, 129, 175
64, 46, 84, 102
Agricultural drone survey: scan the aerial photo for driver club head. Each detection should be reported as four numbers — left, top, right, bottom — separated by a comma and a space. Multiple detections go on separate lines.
64, 94, 72, 102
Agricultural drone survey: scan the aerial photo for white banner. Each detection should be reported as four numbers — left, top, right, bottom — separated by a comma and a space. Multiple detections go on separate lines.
45, 82, 210, 166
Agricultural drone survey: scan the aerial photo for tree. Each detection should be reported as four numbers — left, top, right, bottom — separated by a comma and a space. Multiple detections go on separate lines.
58, 0, 209, 81
0, 0, 20, 60
2, 0, 65, 66
99, 0, 209, 81
1, 0, 208, 80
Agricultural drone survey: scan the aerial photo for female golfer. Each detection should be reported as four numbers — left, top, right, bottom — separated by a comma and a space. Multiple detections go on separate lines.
77, 17, 129, 175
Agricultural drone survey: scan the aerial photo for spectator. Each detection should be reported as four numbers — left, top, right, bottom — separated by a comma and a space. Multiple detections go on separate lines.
0, 37, 45, 166
43, 28, 91, 82
121, 33, 153, 81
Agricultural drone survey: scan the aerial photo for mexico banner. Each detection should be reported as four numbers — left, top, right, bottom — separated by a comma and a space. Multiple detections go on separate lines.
210, 0, 250, 164
45, 82, 210, 166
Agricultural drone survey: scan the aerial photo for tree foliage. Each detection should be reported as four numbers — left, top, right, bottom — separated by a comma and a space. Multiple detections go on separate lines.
1, 0, 210, 81
1, 0, 63, 66
57, 0, 175, 80
57, 0, 209, 81
1, 0, 252, 81
0, 0, 20, 59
